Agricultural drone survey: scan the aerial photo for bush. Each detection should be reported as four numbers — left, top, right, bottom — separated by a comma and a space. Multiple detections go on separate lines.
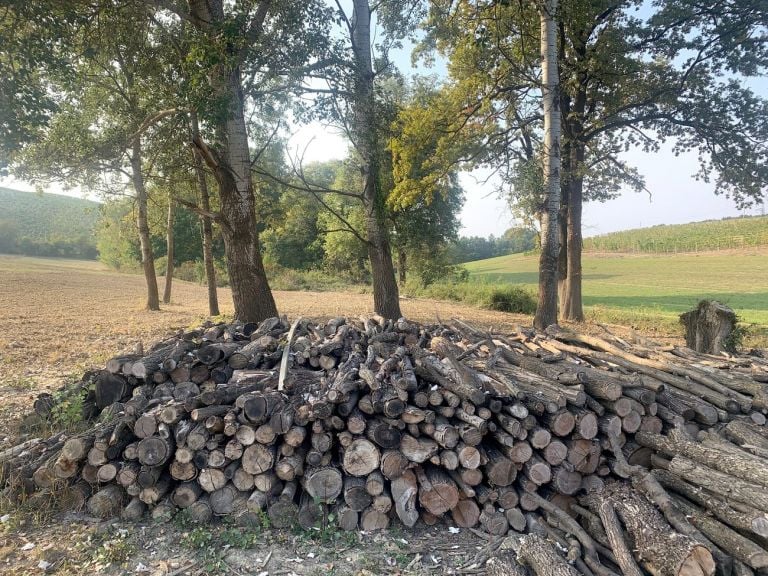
403, 280, 536, 314
266, 264, 362, 292
485, 286, 536, 313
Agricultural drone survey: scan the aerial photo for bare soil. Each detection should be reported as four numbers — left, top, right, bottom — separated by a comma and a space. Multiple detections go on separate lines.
1, 256, 539, 576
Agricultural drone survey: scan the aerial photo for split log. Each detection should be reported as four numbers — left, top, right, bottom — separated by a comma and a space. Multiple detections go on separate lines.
391, 469, 419, 527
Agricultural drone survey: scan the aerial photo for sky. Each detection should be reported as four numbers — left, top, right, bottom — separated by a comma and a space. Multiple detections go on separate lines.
2, 5, 766, 239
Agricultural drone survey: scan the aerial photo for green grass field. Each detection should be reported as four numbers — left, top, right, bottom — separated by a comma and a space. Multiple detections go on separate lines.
463, 249, 768, 339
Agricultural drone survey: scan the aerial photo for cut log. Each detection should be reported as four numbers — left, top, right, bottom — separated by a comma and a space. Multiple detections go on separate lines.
360, 507, 389, 530
87, 485, 126, 518
241, 444, 275, 475
303, 466, 343, 503
416, 466, 459, 515
267, 481, 299, 528
451, 498, 480, 528
342, 439, 380, 477
344, 476, 372, 511
137, 437, 174, 467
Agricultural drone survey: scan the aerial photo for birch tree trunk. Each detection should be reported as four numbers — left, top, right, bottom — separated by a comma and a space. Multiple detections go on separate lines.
130, 139, 160, 311
533, 0, 561, 330
163, 194, 174, 305
190, 111, 220, 317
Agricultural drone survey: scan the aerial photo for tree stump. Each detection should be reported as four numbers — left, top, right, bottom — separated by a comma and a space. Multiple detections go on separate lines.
680, 300, 738, 354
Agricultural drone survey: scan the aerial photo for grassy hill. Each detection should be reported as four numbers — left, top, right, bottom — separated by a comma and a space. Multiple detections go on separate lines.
463, 250, 768, 342
583, 215, 768, 253
0, 187, 100, 259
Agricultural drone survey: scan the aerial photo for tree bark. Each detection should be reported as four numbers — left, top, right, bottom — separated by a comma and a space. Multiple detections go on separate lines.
190, 111, 220, 317
187, 2, 277, 323
398, 246, 406, 285
350, 0, 401, 319
130, 139, 160, 311
533, 0, 561, 330
560, 60, 587, 321
562, 142, 585, 321
163, 193, 174, 305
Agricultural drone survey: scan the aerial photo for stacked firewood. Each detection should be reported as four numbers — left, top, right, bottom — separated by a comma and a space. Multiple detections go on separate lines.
2, 315, 768, 576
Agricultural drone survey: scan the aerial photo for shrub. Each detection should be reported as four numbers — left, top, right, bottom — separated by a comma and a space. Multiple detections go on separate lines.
403, 280, 536, 314
485, 286, 537, 313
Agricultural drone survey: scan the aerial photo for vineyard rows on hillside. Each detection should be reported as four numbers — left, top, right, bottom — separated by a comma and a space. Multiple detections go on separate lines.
584, 216, 768, 254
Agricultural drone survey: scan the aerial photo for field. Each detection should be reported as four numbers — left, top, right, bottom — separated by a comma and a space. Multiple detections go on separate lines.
463, 248, 768, 341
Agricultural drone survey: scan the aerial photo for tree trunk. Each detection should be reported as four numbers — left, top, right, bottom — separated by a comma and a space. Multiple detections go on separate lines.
560, 69, 587, 321
351, 0, 401, 319
557, 139, 570, 308
561, 144, 585, 321
130, 139, 160, 311
398, 246, 406, 285
215, 68, 277, 323
163, 194, 174, 305
533, 0, 561, 330
190, 111, 220, 317
188, 2, 277, 323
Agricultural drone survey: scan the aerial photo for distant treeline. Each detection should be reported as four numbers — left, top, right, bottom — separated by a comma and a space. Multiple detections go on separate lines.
448, 228, 538, 264
0, 187, 100, 259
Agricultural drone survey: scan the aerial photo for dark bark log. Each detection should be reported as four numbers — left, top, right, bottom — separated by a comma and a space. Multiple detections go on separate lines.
585, 481, 715, 576
667, 455, 768, 513
87, 485, 126, 518
681, 301, 737, 355
637, 430, 768, 488
672, 495, 768, 569
137, 437, 174, 467
344, 476, 372, 511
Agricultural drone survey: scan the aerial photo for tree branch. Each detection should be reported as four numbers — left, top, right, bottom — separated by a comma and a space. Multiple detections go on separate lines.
129, 108, 186, 144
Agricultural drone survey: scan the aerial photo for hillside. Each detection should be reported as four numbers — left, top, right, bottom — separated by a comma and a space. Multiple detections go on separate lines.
583, 215, 768, 253
0, 187, 100, 259
463, 249, 768, 342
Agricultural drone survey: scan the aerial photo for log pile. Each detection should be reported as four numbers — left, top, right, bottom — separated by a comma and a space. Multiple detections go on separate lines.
2, 315, 768, 576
